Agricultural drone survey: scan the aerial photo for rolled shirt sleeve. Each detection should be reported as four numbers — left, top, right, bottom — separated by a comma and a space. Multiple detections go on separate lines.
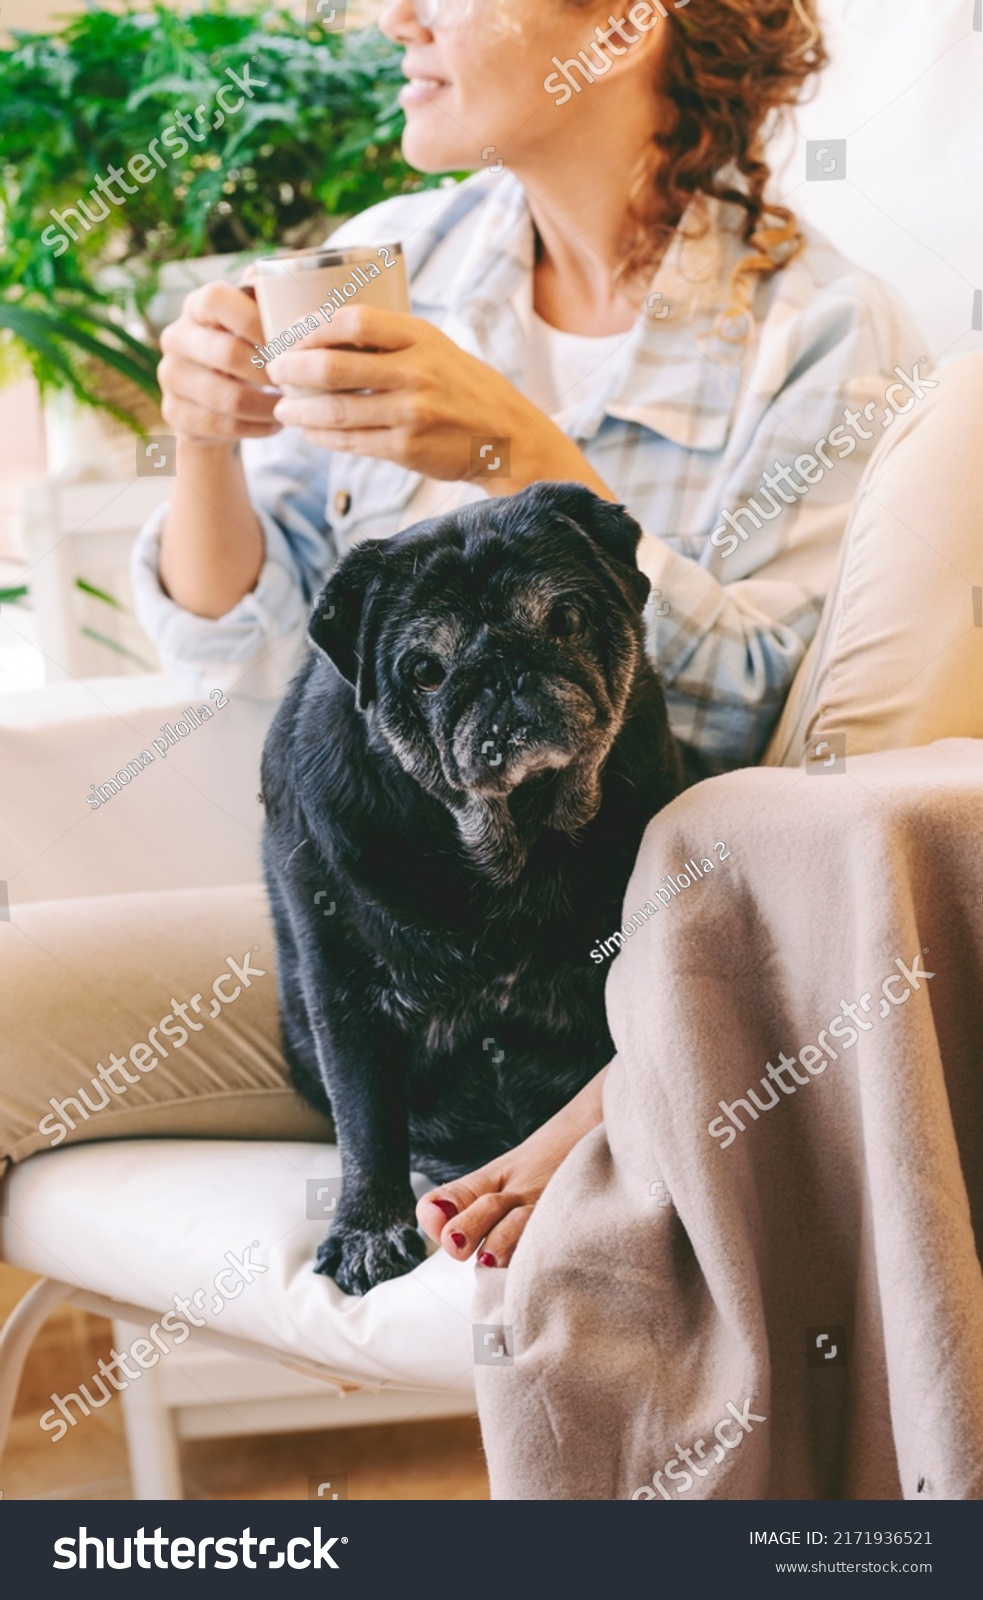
131, 429, 336, 701
128, 183, 466, 703
636, 527, 822, 771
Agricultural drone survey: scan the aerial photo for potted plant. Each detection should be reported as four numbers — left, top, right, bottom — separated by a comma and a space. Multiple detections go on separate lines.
0, 2, 449, 467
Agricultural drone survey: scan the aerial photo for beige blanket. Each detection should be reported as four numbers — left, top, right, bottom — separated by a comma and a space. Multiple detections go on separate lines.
473, 740, 983, 1500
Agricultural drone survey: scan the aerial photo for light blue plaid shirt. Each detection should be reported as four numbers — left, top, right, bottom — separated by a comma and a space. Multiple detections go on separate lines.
132, 170, 925, 769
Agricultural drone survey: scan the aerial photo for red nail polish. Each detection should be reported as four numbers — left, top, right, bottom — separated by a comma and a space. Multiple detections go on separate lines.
478, 1251, 496, 1268
450, 1231, 466, 1248
432, 1198, 457, 1220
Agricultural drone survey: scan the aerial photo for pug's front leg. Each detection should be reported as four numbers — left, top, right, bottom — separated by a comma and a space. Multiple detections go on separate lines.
315, 1192, 426, 1297
307, 1007, 424, 1294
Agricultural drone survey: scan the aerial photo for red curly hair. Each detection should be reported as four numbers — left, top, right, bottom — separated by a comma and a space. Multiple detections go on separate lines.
569, 0, 827, 324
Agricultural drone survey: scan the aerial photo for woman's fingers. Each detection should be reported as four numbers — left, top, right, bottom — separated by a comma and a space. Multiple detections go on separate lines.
160, 358, 282, 443
162, 320, 270, 388
261, 305, 427, 389
272, 388, 409, 432
160, 355, 281, 423
161, 401, 280, 443
183, 279, 267, 344
265, 346, 404, 395
310, 304, 422, 352
271, 375, 438, 458
283, 426, 406, 458
157, 282, 283, 444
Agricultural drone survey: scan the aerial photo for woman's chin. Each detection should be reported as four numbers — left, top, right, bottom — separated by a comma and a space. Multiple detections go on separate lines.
401, 125, 474, 178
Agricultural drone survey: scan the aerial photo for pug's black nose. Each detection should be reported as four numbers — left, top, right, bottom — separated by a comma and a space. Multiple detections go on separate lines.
478, 655, 525, 697
480, 652, 518, 697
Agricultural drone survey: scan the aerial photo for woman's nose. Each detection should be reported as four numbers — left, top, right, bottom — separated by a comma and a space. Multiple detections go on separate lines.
378, 0, 434, 44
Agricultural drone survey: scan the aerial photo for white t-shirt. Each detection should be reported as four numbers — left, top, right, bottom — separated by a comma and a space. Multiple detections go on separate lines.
397, 311, 629, 531
523, 309, 628, 417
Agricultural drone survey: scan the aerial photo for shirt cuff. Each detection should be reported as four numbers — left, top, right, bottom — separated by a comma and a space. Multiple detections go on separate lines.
130, 501, 311, 702
635, 530, 729, 683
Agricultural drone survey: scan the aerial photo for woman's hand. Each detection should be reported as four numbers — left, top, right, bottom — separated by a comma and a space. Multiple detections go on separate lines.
155, 276, 279, 617
265, 305, 615, 497
158, 281, 282, 446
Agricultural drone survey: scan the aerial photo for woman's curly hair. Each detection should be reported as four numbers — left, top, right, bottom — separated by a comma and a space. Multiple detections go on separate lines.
570, 0, 827, 324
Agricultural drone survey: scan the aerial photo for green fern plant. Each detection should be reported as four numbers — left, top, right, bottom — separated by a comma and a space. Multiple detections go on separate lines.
0, 4, 445, 429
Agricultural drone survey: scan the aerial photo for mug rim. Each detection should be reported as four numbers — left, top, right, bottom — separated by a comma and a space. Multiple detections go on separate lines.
255, 242, 404, 275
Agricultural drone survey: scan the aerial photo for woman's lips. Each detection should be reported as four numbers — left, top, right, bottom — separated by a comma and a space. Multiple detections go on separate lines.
399, 77, 449, 107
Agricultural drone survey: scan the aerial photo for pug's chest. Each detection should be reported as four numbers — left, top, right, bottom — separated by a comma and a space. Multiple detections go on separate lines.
366, 922, 604, 1059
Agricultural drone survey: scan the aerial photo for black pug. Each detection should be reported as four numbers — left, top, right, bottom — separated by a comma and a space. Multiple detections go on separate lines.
261, 481, 682, 1295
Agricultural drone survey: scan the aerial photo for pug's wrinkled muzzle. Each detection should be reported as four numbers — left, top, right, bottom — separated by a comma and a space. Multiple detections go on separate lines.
458, 727, 574, 795
449, 669, 591, 795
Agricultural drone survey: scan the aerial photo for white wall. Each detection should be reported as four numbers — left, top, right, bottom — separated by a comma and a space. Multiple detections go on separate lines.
772, 0, 983, 362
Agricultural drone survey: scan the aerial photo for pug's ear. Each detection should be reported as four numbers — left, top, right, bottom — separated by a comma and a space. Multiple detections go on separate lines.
525, 481, 651, 610
308, 540, 387, 710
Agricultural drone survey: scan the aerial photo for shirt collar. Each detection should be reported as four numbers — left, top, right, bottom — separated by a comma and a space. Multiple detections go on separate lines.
599, 195, 750, 451
412, 174, 753, 451
409, 171, 532, 388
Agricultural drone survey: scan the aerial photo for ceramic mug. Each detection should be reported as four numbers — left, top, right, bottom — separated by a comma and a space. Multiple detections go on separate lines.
253, 242, 410, 397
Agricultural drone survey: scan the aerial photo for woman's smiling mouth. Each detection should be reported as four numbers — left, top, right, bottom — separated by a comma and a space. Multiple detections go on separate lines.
399, 74, 449, 107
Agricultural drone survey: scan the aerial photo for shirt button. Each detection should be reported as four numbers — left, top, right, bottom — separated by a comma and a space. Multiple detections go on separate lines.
333, 490, 352, 517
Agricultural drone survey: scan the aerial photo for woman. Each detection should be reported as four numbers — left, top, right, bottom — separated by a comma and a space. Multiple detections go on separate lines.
137, 0, 922, 769
4, 2, 978, 1273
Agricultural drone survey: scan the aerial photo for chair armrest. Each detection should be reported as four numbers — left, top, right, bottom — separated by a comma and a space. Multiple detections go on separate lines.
0, 675, 275, 904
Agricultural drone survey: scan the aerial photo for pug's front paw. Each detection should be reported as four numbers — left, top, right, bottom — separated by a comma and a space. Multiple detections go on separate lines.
314, 1218, 426, 1295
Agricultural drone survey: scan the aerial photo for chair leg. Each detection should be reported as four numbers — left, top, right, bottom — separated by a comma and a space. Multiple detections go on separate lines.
0, 1278, 71, 1470
114, 1320, 184, 1500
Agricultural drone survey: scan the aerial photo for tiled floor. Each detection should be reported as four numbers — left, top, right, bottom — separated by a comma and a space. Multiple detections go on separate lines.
0, 1267, 490, 1501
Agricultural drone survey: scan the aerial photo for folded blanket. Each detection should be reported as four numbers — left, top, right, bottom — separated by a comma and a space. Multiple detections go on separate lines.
473, 740, 983, 1500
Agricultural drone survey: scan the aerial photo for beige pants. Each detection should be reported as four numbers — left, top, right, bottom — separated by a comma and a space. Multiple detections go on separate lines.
2, 356, 981, 1174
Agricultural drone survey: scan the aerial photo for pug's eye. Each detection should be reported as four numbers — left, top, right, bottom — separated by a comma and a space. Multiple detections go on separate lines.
410, 656, 446, 693
547, 603, 584, 640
